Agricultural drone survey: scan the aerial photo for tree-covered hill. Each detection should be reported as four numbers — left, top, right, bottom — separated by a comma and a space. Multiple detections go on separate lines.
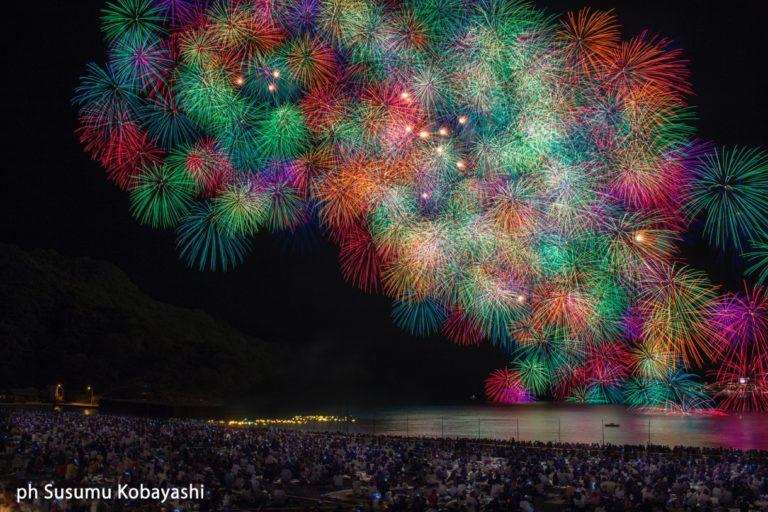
0, 243, 281, 402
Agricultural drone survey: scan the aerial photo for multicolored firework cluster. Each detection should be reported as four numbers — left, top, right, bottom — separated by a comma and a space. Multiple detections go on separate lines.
75, 0, 768, 412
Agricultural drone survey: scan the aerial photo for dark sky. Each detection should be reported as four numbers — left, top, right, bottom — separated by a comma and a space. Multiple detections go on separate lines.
1, 1, 767, 405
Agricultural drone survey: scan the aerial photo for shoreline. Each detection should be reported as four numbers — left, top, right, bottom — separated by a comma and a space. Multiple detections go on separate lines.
4, 406, 768, 455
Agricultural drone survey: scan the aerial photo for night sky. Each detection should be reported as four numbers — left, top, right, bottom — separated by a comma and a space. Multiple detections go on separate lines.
1, 1, 767, 404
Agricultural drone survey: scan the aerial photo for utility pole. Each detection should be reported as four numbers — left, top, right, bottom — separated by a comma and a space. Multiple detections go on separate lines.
648, 418, 651, 446
601, 418, 605, 445
516, 417, 520, 441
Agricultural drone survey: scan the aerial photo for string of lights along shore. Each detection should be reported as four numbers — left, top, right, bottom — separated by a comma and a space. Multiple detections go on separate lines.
75, 0, 768, 413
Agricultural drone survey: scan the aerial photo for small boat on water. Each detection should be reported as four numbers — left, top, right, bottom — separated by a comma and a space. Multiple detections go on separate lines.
604, 422, 620, 428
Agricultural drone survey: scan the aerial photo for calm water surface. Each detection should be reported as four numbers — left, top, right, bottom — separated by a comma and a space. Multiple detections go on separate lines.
330, 404, 768, 451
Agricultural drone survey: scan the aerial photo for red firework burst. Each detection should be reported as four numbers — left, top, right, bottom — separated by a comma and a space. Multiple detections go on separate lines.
485, 368, 533, 404
710, 286, 768, 411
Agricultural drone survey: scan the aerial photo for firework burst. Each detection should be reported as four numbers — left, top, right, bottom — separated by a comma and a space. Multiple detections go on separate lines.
75, 0, 767, 409
485, 368, 533, 404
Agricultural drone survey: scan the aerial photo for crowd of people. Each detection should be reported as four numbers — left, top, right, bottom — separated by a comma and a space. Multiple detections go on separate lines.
1, 410, 768, 511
